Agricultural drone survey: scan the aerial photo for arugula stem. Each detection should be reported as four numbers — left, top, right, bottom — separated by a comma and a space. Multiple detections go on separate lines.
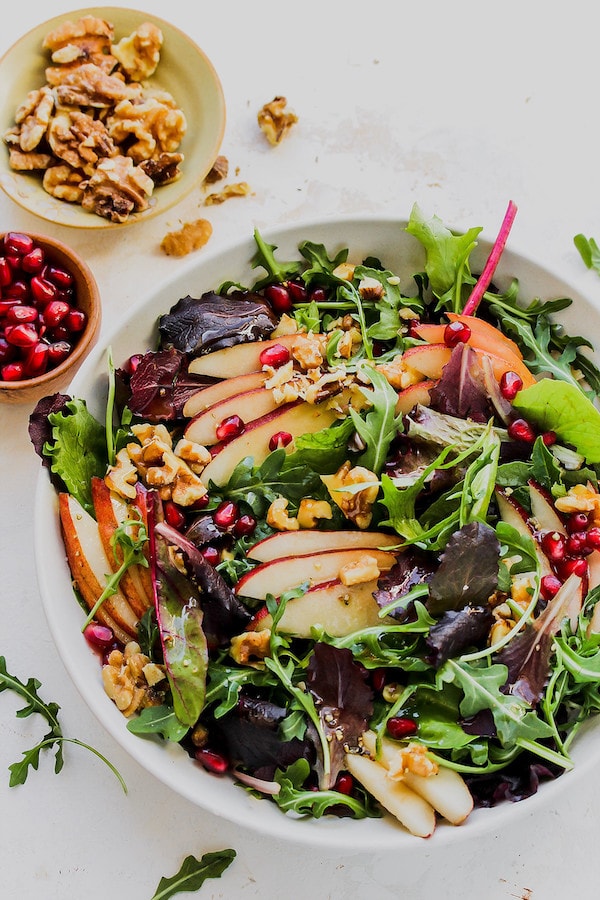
105, 347, 116, 467
39, 737, 128, 792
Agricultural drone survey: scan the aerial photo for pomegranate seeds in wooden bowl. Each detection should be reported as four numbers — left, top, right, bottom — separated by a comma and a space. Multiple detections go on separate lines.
0, 231, 101, 404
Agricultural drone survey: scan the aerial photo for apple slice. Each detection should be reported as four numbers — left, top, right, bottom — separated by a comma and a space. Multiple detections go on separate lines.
248, 529, 401, 562
90, 476, 152, 619
528, 479, 567, 536
184, 387, 282, 446
395, 379, 436, 415
234, 546, 398, 600
188, 333, 323, 378
59, 493, 140, 642
182, 370, 269, 418
412, 315, 523, 362
200, 399, 338, 487
494, 488, 553, 576
403, 342, 536, 389
249, 577, 388, 637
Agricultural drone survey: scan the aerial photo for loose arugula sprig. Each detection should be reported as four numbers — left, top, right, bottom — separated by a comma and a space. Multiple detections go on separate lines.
0, 656, 126, 791
150, 849, 236, 900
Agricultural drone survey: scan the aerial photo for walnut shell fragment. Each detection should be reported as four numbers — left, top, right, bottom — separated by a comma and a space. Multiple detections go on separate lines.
160, 219, 213, 257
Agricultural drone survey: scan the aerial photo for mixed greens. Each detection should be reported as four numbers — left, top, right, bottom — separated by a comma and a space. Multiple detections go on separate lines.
30, 203, 600, 835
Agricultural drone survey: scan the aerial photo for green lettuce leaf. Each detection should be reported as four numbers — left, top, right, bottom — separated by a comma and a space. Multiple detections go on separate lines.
44, 399, 107, 516
513, 378, 600, 463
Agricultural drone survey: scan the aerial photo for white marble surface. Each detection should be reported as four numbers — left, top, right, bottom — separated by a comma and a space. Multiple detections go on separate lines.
2, 1, 600, 897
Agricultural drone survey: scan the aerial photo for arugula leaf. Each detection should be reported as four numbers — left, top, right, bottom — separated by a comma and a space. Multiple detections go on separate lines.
298, 240, 349, 281
126, 705, 189, 742
216, 449, 325, 517
574, 233, 600, 274
44, 399, 107, 516
351, 364, 404, 474
513, 378, 600, 462
272, 758, 373, 818
250, 229, 303, 287
150, 850, 236, 900
0, 656, 125, 791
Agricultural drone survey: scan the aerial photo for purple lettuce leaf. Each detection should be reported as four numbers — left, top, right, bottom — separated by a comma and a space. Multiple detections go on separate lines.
158, 290, 277, 356
373, 550, 436, 620
466, 758, 560, 808
428, 343, 493, 423
306, 642, 373, 788
426, 606, 495, 668
122, 348, 215, 422
427, 521, 500, 616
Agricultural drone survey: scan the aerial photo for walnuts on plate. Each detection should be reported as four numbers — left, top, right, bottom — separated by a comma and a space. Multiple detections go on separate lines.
3, 14, 186, 223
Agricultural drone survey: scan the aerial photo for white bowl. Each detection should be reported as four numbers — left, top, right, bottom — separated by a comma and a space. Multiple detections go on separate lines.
33, 214, 600, 850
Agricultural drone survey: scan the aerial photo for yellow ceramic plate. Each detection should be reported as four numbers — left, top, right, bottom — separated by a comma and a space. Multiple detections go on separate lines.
0, 7, 226, 228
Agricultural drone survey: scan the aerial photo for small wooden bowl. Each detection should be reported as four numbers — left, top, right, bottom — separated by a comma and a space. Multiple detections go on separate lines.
0, 232, 101, 405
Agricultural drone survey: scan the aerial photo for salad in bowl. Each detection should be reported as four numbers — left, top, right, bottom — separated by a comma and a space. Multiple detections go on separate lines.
30, 204, 600, 842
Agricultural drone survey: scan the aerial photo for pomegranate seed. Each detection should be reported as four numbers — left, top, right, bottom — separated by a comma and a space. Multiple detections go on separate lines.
124, 353, 143, 375
4, 232, 34, 255
264, 283, 293, 314
4, 279, 29, 302
191, 493, 210, 510
507, 417, 536, 443
386, 716, 418, 740
0, 338, 15, 364
444, 320, 471, 347
0, 257, 11, 287
47, 341, 72, 365
30, 275, 58, 305
371, 668, 387, 692
24, 341, 49, 377
335, 773, 354, 795
567, 512, 589, 533
49, 325, 70, 343
287, 280, 308, 302
565, 532, 593, 558
499, 370, 524, 401
84, 622, 115, 650
194, 747, 229, 775
213, 500, 239, 529
540, 530, 566, 563
556, 557, 588, 579
7, 304, 37, 324
586, 527, 600, 550
232, 513, 257, 537
1, 361, 24, 381
43, 299, 70, 328
540, 574, 562, 600
5, 254, 22, 273
201, 546, 220, 566
164, 500, 186, 530
0, 299, 20, 316
21, 246, 45, 273
215, 414, 245, 441
269, 430, 293, 451
541, 430, 557, 446
65, 308, 87, 332
5, 323, 39, 348
45, 265, 73, 288
259, 343, 291, 368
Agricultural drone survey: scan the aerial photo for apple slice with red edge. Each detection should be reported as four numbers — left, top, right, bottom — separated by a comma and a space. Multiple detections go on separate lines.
182, 370, 269, 418
90, 476, 152, 619
403, 342, 536, 388
58, 492, 139, 643
248, 577, 390, 637
234, 546, 398, 600
188, 333, 324, 378
494, 487, 553, 577
528, 479, 567, 536
200, 399, 338, 487
184, 386, 282, 446
395, 379, 436, 416
248, 529, 401, 563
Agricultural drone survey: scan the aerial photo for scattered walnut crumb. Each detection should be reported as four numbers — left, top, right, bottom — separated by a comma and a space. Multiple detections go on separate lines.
203, 154, 228, 184
257, 96, 298, 145
160, 218, 213, 257
204, 182, 252, 205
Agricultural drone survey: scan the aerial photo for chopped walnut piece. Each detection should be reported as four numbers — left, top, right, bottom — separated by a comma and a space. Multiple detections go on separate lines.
339, 554, 381, 586
160, 219, 213, 257
102, 641, 166, 717
321, 462, 379, 529
13, 86, 54, 152
112, 22, 163, 81
257, 96, 298, 145
105, 447, 138, 499
81, 155, 154, 223
42, 165, 85, 202
203, 154, 229, 184
266, 496, 299, 531
8, 148, 54, 172
47, 109, 117, 175
229, 630, 272, 665
139, 152, 183, 186
107, 94, 186, 163
385, 742, 439, 780
204, 182, 252, 205
297, 498, 333, 529
54, 63, 132, 108
43, 15, 117, 83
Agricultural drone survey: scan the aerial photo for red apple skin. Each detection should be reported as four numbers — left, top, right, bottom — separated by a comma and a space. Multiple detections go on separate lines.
248, 577, 388, 637
59, 493, 139, 643
201, 399, 338, 487
234, 546, 398, 600
247, 529, 401, 563
90, 477, 152, 619
184, 387, 281, 446
183, 371, 269, 418
395, 380, 436, 415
